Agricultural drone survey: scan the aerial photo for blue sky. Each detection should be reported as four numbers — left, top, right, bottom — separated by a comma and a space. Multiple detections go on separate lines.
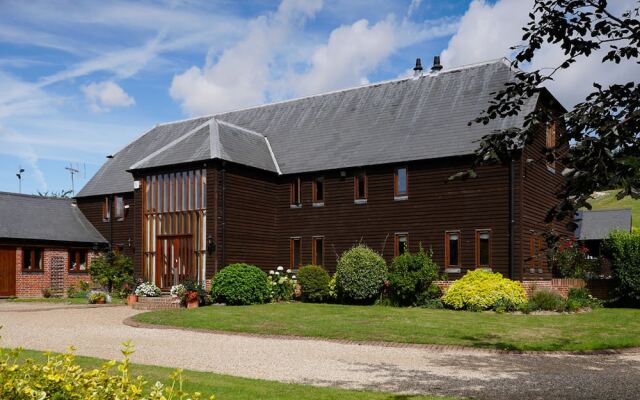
0, 0, 635, 195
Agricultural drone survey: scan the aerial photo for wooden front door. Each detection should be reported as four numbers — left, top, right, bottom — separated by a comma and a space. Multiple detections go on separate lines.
0, 247, 16, 297
156, 235, 194, 289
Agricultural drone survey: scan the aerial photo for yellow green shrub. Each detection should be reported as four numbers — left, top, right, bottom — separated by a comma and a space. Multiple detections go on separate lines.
0, 341, 215, 400
442, 269, 527, 311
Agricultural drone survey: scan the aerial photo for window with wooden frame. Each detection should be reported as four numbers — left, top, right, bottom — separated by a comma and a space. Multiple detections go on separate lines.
394, 233, 408, 257
290, 177, 301, 207
102, 196, 110, 222
354, 171, 367, 203
394, 167, 408, 200
113, 196, 125, 221
546, 120, 557, 171
527, 236, 545, 271
475, 229, 492, 267
22, 248, 43, 272
312, 176, 324, 206
445, 231, 461, 267
312, 236, 324, 266
290, 237, 301, 269
68, 249, 88, 272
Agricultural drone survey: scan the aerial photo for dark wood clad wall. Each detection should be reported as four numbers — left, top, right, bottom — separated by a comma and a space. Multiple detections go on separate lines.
216, 163, 279, 270
519, 120, 571, 280
132, 187, 142, 277
206, 167, 218, 280
273, 158, 512, 276
76, 193, 135, 260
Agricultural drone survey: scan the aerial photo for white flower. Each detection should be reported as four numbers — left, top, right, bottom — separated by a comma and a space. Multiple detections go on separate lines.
286, 269, 291, 273
277, 266, 284, 271
269, 270, 274, 275
292, 275, 296, 279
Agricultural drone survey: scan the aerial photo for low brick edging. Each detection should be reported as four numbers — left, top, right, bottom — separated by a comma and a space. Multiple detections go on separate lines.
434, 278, 613, 299
122, 316, 640, 356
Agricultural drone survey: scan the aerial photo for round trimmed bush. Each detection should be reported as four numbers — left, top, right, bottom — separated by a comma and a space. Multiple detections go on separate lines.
442, 269, 527, 311
388, 246, 439, 306
335, 245, 387, 303
211, 263, 270, 305
297, 265, 330, 302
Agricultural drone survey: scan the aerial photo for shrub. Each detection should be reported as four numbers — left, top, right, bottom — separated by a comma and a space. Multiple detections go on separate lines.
328, 275, 338, 301
388, 246, 439, 306
551, 236, 602, 279
527, 289, 565, 312
335, 245, 387, 303
297, 265, 330, 302
267, 266, 296, 302
567, 287, 602, 309
0, 342, 214, 399
415, 283, 442, 307
41, 288, 52, 298
89, 251, 134, 293
211, 263, 270, 305
605, 230, 640, 302
442, 269, 527, 311
135, 282, 161, 297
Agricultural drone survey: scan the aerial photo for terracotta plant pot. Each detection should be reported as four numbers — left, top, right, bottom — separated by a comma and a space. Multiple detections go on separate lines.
187, 299, 199, 309
128, 294, 138, 306
186, 291, 199, 309
95, 298, 106, 304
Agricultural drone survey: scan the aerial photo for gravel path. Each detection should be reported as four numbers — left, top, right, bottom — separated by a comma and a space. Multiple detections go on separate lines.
1, 302, 639, 400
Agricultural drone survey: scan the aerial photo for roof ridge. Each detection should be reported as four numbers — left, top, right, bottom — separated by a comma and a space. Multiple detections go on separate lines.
0, 191, 72, 201
151, 58, 513, 127
128, 119, 212, 170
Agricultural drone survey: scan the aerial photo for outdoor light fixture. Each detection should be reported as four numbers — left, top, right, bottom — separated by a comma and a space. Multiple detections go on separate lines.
207, 235, 216, 255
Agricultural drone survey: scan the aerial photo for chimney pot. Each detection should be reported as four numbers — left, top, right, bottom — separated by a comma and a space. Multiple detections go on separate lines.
413, 58, 423, 77
431, 56, 443, 72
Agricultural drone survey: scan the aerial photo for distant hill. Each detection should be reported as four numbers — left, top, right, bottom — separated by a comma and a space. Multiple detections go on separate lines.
587, 190, 639, 231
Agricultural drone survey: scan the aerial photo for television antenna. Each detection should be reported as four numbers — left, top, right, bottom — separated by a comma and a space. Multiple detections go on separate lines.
65, 164, 79, 195
16, 166, 25, 193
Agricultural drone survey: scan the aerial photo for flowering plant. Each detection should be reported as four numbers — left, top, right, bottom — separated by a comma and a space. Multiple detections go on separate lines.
134, 282, 161, 297
552, 235, 602, 279
170, 284, 186, 298
87, 289, 110, 304
267, 266, 297, 302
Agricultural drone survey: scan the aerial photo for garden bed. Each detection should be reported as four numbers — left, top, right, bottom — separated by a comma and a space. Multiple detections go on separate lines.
134, 303, 640, 351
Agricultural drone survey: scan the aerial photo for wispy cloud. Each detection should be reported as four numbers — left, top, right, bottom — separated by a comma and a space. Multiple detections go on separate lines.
82, 81, 135, 112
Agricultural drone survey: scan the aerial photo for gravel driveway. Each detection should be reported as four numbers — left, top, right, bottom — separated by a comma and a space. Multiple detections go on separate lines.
1, 302, 639, 400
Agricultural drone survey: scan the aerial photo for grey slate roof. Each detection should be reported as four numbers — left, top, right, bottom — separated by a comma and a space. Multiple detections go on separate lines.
0, 192, 106, 244
77, 58, 543, 197
575, 209, 633, 240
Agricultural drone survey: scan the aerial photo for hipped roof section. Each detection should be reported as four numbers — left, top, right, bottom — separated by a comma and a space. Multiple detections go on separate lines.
77, 58, 550, 198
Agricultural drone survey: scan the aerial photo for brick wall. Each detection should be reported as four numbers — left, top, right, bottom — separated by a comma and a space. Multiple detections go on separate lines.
15, 247, 96, 298
434, 278, 595, 299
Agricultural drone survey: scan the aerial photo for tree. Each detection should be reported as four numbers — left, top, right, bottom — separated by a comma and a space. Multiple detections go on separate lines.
465, 0, 640, 229
89, 251, 134, 293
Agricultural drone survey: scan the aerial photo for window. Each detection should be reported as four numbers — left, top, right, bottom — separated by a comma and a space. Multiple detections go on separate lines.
354, 171, 367, 203
290, 177, 301, 207
394, 167, 408, 199
528, 236, 545, 271
68, 250, 88, 272
290, 237, 301, 269
394, 233, 408, 257
312, 236, 324, 266
546, 120, 557, 171
475, 229, 491, 267
312, 176, 324, 206
102, 196, 110, 222
445, 231, 461, 267
113, 196, 125, 221
22, 248, 43, 271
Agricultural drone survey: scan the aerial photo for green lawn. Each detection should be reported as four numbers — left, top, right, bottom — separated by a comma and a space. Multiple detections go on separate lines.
8, 297, 125, 305
6, 349, 451, 400
134, 303, 640, 352
588, 189, 640, 231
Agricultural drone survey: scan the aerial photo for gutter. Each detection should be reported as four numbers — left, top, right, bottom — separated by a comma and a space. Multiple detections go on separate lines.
221, 161, 226, 268
508, 159, 515, 280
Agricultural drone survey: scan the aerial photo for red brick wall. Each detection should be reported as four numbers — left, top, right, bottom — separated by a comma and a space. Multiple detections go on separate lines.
434, 278, 592, 299
15, 247, 96, 298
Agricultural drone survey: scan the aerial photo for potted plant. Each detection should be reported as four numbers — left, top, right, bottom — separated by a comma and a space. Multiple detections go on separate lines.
88, 290, 108, 304
134, 282, 161, 297
186, 290, 199, 309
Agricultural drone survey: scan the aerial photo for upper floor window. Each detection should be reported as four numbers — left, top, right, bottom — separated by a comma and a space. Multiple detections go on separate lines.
143, 169, 206, 214
113, 196, 125, 221
312, 236, 324, 266
394, 233, 408, 257
445, 231, 461, 267
312, 176, 324, 206
290, 177, 301, 207
475, 229, 491, 267
68, 250, 88, 272
528, 236, 545, 272
354, 171, 367, 204
102, 197, 110, 222
22, 248, 43, 271
546, 120, 557, 171
394, 167, 408, 200
290, 237, 301, 269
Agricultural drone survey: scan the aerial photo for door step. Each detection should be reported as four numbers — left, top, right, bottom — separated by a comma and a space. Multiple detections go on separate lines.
132, 295, 181, 310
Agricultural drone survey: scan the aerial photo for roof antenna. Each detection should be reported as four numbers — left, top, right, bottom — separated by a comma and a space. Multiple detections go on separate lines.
65, 163, 79, 196
413, 58, 423, 78
16, 166, 25, 194
431, 56, 443, 73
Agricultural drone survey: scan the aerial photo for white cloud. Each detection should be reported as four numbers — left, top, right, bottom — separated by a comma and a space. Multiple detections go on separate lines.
440, 0, 638, 107
407, 0, 423, 18
170, 0, 323, 115
82, 81, 135, 112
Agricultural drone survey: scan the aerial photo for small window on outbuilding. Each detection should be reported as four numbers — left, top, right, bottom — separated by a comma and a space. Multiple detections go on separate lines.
354, 171, 367, 203
69, 250, 88, 272
22, 248, 43, 272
